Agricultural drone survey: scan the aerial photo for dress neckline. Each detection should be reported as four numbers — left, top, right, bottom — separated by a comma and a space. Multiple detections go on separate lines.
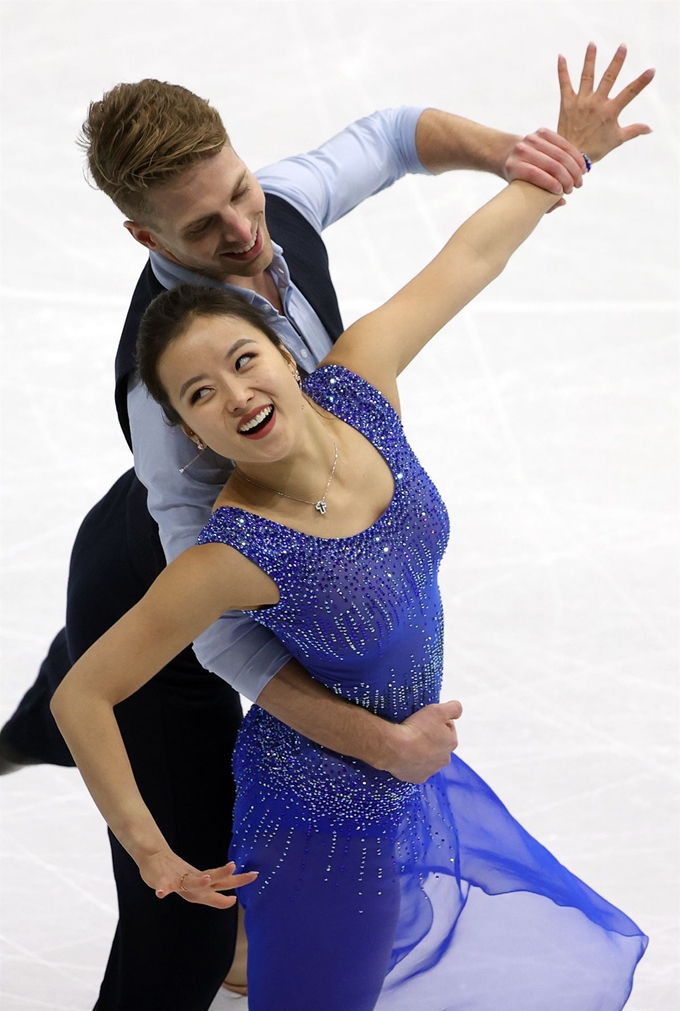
210, 365, 398, 544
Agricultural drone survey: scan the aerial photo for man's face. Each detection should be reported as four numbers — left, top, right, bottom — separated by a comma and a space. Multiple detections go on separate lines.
128, 146, 273, 283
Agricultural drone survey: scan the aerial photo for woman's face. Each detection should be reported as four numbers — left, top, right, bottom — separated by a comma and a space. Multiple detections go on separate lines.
158, 313, 303, 464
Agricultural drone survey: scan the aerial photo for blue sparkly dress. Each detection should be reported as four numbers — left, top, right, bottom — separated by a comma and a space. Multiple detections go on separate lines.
197, 366, 646, 1011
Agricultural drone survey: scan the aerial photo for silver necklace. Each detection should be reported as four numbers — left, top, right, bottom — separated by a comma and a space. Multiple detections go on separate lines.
234, 436, 339, 515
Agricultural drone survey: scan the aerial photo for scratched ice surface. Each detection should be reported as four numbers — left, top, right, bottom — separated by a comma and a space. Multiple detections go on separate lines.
0, 2, 677, 1009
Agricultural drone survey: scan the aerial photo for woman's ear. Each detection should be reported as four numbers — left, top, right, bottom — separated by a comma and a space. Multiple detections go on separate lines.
178, 429, 207, 474
180, 424, 201, 446
280, 346, 302, 386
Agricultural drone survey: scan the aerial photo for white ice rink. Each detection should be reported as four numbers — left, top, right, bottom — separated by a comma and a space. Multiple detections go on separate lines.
1, 1, 678, 1009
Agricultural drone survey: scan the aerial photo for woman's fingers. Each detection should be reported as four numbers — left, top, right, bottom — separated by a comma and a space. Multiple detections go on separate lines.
204, 862, 259, 891
154, 869, 208, 898
557, 54, 575, 99
578, 42, 597, 94
228, 870, 260, 889
546, 197, 567, 214
613, 67, 656, 113
557, 45, 655, 161
179, 890, 237, 909
155, 861, 258, 907
620, 122, 653, 143
596, 43, 627, 97
156, 876, 237, 908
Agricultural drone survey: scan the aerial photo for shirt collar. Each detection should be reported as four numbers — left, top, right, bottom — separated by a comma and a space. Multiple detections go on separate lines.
148, 242, 289, 305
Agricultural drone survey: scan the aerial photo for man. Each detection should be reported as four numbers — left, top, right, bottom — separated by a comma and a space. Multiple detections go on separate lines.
0, 72, 622, 1010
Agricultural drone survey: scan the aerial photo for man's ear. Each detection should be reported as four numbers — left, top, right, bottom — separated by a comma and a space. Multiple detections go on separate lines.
124, 220, 163, 252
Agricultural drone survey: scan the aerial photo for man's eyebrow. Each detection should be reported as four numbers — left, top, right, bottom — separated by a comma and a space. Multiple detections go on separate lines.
180, 171, 249, 236
178, 338, 257, 401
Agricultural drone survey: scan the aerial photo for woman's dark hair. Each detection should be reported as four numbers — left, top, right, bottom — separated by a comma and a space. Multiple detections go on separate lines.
136, 283, 283, 424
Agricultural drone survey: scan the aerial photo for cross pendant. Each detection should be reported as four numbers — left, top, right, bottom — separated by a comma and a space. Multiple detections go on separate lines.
315, 500, 327, 515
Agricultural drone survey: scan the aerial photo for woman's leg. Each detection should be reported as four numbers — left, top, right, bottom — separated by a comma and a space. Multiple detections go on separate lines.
237, 819, 401, 1011
223, 904, 248, 995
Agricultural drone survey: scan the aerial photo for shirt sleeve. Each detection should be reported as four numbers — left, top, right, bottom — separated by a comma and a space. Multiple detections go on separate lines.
256, 106, 431, 234
128, 380, 292, 701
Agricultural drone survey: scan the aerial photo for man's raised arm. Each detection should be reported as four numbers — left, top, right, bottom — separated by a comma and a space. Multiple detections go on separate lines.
257, 105, 586, 235
414, 109, 585, 195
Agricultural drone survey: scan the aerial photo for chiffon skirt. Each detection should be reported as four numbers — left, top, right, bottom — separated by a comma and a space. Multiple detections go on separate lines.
230, 707, 647, 1011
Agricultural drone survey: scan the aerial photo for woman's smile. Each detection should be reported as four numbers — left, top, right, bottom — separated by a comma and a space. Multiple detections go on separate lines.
237, 404, 276, 439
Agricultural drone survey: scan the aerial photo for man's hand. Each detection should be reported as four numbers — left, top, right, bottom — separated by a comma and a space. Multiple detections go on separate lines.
504, 128, 587, 200
557, 43, 655, 163
138, 849, 258, 908
379, 700, 463, 783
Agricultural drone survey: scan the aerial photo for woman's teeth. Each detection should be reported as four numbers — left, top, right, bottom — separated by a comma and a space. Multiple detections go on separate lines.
239, 405, 273, 434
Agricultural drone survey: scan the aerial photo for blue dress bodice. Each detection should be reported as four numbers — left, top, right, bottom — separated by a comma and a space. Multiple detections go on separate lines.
199, 364, 448, 719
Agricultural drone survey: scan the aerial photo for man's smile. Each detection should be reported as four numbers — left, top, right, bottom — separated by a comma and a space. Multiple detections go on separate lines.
221, 227, 263, 262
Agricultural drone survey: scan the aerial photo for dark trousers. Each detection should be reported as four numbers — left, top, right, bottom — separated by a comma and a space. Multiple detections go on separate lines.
2, 470, 242, 1011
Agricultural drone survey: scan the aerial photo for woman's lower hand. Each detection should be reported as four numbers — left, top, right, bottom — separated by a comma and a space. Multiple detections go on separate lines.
138, 850, 258, 908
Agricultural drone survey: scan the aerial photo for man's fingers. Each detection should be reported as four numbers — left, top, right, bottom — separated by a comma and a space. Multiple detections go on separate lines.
533, 141, 585, 186
535, 127, 585, 163
520, 135, 585, 188
613, 67, 656, 112
596, 43, 627, 97
578, 42, 597, 94
512, 163, 563, 195
512, 150, 576, 193
440, 700, 463, 721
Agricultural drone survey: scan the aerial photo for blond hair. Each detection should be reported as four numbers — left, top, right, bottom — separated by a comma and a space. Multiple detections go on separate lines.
79, 79, 229, 220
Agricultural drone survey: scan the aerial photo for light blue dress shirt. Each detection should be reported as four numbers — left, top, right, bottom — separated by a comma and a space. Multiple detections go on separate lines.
128, 106, 429, 700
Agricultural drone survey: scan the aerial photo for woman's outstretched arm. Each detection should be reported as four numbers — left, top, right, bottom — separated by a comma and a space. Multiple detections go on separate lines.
325, 44, 654, 404
50, 543, 275, 905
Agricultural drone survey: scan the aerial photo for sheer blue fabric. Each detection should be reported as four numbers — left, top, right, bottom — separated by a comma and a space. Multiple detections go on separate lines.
197, 365, 646, 1011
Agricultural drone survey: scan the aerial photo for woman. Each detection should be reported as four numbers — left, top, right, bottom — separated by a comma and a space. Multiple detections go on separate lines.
52, 48, 649, 1010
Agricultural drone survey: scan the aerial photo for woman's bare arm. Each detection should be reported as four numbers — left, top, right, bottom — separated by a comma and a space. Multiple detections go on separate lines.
323, 44, 654, 406
50, 543, 275, 904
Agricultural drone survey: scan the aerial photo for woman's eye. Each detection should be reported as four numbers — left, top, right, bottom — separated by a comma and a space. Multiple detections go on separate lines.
234, 186, 249, 201
190, 387, 212, 404
235, 352, 256, 370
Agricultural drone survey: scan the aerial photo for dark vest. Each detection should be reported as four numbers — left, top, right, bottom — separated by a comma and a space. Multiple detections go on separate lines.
114, 194, 344, 448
